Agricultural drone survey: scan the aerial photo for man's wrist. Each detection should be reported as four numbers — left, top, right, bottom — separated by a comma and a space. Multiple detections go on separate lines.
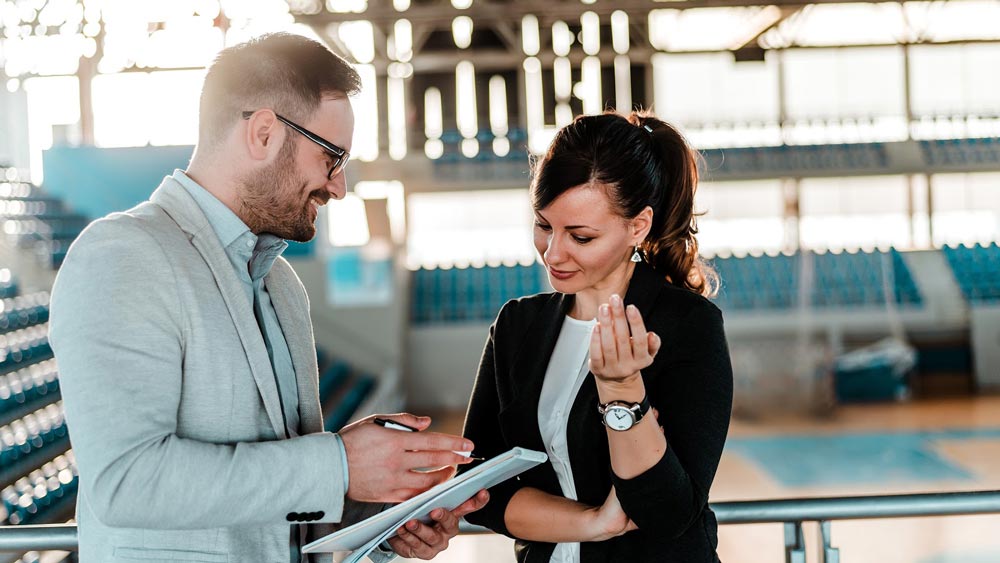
332, 432, 350, 495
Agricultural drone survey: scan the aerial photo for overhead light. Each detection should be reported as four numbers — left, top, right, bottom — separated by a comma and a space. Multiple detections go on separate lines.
552, 21, 572, 57
388, 76, 407, 160
456, 61, 478, 140
394, 19, 412, 61
614, 55, 632, 114
337, 21, 375, 64
580, 56, 602, 115
424, 87, 443, 140
452, 16, 473, 49
581, 12, 600, 56
611, 10, 629, 54
521, 15, 539, 56
489, 75, 509, 137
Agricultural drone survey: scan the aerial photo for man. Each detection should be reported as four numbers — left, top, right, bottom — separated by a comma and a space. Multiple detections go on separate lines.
48, 33, 487, 563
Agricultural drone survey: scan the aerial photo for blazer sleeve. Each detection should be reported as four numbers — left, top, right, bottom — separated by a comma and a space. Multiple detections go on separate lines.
48, 218, 348, 529
458, 308, 524, 537
612, 300, 733, 539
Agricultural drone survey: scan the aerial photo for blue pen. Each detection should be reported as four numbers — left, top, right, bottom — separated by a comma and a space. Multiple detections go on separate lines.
374, 418, 485, 460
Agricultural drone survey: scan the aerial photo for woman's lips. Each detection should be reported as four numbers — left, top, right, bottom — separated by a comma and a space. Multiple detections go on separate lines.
548, 267, 577, 280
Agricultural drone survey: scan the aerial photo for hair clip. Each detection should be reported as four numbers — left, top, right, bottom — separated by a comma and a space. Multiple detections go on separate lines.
642, 124, 654, 134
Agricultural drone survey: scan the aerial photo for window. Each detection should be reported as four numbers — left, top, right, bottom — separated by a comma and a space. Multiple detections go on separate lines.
406, 189, 535, 268
800, 175, 911, 251
931, 172, 1000, 247
696, 180, 785, 255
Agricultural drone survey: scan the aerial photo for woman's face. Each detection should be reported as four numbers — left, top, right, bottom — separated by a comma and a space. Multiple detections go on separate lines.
533, 183, 637, 296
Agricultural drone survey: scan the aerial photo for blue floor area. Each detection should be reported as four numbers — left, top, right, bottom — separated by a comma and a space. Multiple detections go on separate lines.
727, 429, 1000, 487
919, 550, 1000, 563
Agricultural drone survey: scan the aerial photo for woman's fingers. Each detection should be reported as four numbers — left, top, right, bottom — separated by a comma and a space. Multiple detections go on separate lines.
626, 304, 649, 360
648, 331, 661, 358
610, 295, 632, 359
598, 305, 618, 364
589, 325, 605, 373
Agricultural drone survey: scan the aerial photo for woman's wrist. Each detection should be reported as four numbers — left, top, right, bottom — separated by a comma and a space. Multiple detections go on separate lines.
595, 372, 646, 403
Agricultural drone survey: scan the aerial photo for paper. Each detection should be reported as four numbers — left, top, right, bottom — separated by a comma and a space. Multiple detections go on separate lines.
302, 447, 547, 560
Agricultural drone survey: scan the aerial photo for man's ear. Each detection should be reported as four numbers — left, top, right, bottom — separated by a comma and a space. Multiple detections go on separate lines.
243, 110, 280, 161
631, 206, 653, 244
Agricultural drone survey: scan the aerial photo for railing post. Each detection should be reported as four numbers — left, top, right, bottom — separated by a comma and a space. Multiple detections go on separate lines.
817, 520, 840, 563
784, 521, 806, 563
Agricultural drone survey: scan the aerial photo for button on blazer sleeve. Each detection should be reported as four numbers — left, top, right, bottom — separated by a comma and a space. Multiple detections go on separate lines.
612, 300, 733, 539
48, 218, 347, 529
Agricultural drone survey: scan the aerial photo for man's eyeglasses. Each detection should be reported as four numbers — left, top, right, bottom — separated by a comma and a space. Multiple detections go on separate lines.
241, 110, 350, 180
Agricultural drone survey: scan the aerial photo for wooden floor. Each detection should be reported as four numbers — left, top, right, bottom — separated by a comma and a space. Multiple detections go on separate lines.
390, 396, 1000, 563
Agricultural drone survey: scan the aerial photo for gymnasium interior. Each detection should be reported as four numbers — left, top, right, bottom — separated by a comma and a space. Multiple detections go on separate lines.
2, 0, 1000, 561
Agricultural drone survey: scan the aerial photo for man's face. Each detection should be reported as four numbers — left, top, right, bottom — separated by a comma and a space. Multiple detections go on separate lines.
239, 97, 355, 242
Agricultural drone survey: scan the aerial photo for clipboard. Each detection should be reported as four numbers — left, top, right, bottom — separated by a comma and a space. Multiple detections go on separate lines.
302, 446, 547, 558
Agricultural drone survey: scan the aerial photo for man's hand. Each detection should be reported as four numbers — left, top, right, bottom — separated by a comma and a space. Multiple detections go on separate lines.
387, 490, 490, 560
339, 413, 475, 503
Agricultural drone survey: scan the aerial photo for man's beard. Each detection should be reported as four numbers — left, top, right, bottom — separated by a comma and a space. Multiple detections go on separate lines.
238, 140, 325, 242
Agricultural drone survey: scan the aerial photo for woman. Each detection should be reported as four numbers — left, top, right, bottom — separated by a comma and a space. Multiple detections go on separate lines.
461, 111, 733, 562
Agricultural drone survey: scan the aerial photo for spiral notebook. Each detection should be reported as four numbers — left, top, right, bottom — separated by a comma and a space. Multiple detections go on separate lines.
301, 446, 547, 560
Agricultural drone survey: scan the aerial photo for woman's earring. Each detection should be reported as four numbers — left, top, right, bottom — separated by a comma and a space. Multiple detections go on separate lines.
630, 246, 643, 263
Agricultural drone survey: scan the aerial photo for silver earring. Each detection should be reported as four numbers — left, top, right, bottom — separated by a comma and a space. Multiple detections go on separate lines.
630, 246, 643, 263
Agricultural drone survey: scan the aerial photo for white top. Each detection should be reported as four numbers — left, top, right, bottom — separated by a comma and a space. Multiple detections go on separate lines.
537, 315, 597, 563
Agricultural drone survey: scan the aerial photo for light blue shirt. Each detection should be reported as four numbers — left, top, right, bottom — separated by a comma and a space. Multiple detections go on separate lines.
173, 170, 349, 491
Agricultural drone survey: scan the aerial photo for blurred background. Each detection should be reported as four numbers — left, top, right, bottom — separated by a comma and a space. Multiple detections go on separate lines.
1, 0, 1000, 561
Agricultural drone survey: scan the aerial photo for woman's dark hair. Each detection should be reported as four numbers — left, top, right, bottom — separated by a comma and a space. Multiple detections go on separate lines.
530, 110, 718, 297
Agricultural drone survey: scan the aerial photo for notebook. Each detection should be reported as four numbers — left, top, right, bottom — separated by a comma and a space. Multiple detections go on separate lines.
301, 446, 547, 560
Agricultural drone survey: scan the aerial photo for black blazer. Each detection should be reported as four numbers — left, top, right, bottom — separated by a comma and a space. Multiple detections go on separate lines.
461, 261, 733, 563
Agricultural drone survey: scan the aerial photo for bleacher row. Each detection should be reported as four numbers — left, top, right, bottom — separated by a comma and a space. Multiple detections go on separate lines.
712, 249, 923, 310
0, 173, 88, 269
943, 242, 1000, 303
0, 272, 76, 563
411, 245, 1000, 325
434, 128, 529, 164
920, 137, 1000, 167
411, 263, 548, 324
704, 142, 890, 174
430, 130, 1000, 178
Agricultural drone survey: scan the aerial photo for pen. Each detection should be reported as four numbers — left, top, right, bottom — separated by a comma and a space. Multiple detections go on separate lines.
374, 418, 485, 461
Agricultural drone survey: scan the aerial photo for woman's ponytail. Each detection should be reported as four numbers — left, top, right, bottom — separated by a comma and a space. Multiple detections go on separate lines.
627, 112, 718, 297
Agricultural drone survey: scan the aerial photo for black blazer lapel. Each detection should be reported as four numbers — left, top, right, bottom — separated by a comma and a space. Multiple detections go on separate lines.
497, 292, 573, 453
623, 261, 665, 321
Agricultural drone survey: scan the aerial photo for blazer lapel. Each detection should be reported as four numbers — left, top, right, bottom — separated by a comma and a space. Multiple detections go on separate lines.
150, 179, 288, 439
623, 261, 664, 321
499, 292, 573, 452
265, 262, 323, 435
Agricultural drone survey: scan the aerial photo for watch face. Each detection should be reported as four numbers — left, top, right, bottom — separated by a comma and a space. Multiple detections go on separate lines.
604, 405, 635, 431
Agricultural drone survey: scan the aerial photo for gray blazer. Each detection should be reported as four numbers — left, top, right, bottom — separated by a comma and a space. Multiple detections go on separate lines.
49, 177, 362, 562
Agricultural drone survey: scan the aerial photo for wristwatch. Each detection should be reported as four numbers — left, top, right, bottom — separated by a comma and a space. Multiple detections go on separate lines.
597, 395, 651, 431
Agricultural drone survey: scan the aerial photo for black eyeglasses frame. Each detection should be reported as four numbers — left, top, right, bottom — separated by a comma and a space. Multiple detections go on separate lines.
241, 110, 350, 179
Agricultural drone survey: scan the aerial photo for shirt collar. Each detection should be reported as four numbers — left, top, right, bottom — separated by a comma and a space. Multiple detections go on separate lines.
172, 169, 251, 249
173, 169, 288, 282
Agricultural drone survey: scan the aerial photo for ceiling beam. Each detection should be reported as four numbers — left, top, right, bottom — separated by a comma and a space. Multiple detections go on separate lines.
295, 0, 946, 26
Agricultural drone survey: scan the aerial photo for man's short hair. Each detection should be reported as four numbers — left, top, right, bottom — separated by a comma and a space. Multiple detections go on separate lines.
198, 32, 361, 150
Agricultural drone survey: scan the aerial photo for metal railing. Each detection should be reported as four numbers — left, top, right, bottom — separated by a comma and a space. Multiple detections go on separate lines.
3, 490, 1000, 561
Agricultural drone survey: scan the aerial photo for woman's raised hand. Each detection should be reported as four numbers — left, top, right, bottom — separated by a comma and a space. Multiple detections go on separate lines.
589, 294, 661, 384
